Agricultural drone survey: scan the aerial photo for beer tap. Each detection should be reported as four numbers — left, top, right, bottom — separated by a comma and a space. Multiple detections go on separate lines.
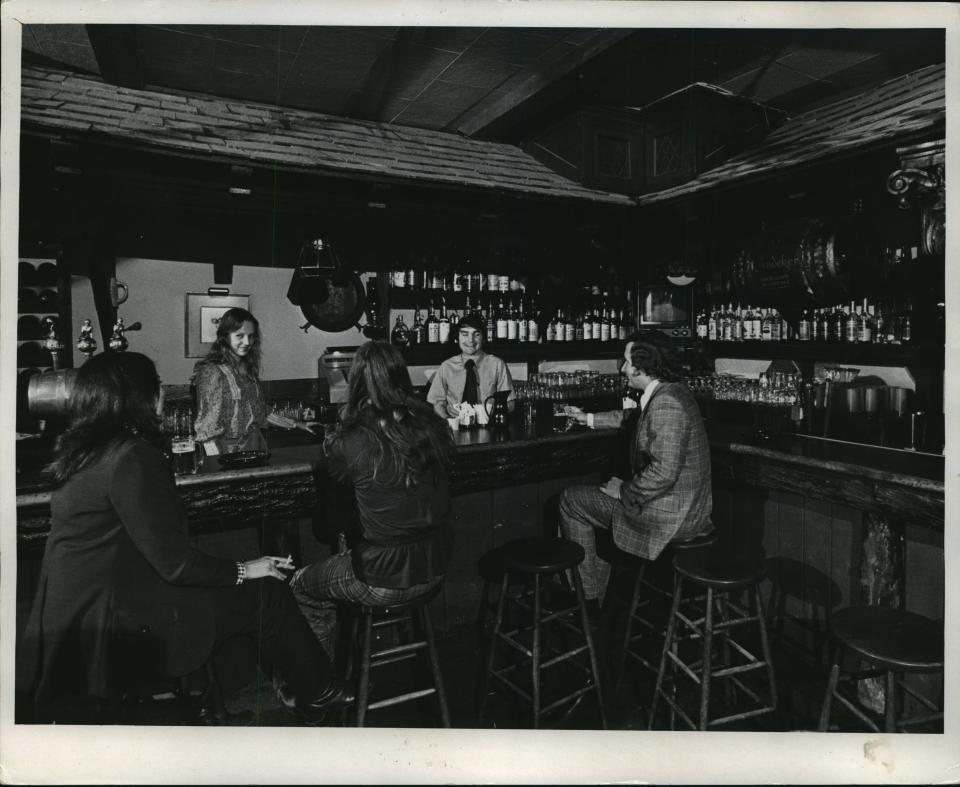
77, 318, 98, 359
42, 316, 63, 371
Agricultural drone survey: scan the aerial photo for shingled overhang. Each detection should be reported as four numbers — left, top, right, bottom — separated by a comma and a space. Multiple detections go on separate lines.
18, 64, 634, 207
635, 63, 945, 207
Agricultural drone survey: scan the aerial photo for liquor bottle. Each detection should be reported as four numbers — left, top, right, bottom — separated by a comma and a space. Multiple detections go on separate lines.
583, 306, 594, 341
405, 268, 417, 289
486, 295, 496, 340
575, 308, 585, 342
518, 296, 529, 343
591, 297, 602, 340
545, 309, 556, 342
873, 303, 885, 344
901, 298, 913, 344
858, 299, 872, 343
732, 305, 743, 341
507, 297, 518, 342
844, 301, 858, 343
564, 307, 575, 342
798, 308, 812, 341
410, 305, 425, 345
885, 300, 899, 344
697, 309, 708, 339
391, 314, 410, 347
492, 297, 505, 341
426, 300, 440, 344
487, 273, 498, 292
750, 306, 762, 341
617, 306, 627, 341
451, 270, 463, 292
438, 297, 451, 344
759, 308, 772, 341
707, 306, 718, 341
527, 297, 540, 343
720, 303, 732, 341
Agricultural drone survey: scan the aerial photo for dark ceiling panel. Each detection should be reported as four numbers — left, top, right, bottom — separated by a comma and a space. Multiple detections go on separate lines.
138, 28, 216, 73
213, 25, 282, 49
434, 56, 518, 91
416, 80, 490, 109
213, 39, 284, 79
388, 99, 465, 130
377, 47, 462, 101
149, 24, 221, 40
468, 28, 568, 68
410, 27, 486, 53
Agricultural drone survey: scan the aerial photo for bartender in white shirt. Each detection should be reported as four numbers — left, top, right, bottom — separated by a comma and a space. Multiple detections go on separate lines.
427, 314, 515, 419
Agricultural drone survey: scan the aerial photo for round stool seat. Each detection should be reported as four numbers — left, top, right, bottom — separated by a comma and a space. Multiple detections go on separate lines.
670, 530, 719, 552
499, 536, 585, 575
673, 548, 765, 589
830, 606, 943, 671
361, 581, 442, 614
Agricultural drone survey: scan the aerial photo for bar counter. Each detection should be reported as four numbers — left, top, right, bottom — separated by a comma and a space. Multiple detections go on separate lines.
15, 418, 943, 550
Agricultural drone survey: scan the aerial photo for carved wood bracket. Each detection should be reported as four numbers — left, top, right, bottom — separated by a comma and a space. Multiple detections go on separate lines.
886, 139, 945, 256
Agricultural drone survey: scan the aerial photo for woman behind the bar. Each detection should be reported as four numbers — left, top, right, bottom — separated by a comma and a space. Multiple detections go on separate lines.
289, 341, 454, 660
193, 307, 311, 456
15, 351, 353, 724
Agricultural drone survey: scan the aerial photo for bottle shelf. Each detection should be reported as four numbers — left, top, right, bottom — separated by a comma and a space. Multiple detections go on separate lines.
397, 341, 626, 365
389, 289, 518, 309
704, 340, 942, 366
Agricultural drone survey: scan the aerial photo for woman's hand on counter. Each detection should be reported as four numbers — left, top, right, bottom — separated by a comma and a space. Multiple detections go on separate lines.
243, 555, 296, 581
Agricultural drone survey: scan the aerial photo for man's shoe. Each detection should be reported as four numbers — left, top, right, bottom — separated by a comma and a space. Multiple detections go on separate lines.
297, 679, 356, 726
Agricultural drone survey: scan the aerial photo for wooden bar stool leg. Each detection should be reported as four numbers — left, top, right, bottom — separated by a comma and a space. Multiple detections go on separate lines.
477, 573, 510, 725
818, 646, 842, 731
615, 566, 645, 692
754, 585, 778, 712
699, 587, 714, 731
420, 605, 451, 728
531, 573, 542, 729
884, 670, 897, 734
649, 571, 683, 730
356, 609, 374, 728
572, 568, 607, 730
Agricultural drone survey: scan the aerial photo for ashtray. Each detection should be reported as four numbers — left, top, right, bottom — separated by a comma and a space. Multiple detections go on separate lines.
216, 450, 270, 469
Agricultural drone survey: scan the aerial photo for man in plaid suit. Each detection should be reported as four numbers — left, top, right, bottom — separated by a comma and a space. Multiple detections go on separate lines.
560, 330, 713, 608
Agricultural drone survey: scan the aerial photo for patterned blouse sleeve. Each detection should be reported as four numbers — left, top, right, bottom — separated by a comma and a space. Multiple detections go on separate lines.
193, 364, 227, 443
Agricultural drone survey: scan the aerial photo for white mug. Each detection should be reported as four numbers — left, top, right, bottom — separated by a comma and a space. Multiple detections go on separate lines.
473, 402, 489, 426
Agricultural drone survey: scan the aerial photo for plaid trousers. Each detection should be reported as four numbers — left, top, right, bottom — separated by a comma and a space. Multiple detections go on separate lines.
289, 551, 438, 658
558, 483, 620, 604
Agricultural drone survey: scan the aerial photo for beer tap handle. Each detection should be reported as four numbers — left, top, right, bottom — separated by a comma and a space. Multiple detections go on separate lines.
125, 321, 142, 331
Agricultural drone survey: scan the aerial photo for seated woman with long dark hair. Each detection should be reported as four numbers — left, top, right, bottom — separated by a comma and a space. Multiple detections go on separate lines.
290, 341, 454, 658
16, 351, 353, 725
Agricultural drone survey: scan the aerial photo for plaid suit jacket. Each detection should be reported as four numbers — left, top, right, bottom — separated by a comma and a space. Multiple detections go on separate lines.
611, 382, 712, 560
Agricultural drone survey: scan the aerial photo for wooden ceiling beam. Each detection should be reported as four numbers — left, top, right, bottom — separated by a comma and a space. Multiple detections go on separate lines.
85, 25, 144, 89
446, 29, 637, 139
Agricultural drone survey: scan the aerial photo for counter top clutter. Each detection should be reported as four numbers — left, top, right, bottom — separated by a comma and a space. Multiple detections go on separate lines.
16, 415, 943, 551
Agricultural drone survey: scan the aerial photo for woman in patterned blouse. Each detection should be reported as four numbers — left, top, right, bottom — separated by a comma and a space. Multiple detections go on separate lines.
193, 307, 309, 456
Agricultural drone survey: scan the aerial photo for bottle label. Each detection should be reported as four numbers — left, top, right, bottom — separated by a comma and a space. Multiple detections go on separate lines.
487, 274, 498, 291
507, 320, 518, 341
708, 320, 717, 341
496, 318, 507, 339
600, 323, 610, 342
545, 323, 555, 342
528, 321, 539, 342
428, 323, 440, 343
584, 322, 593, 341
518, 320, 528, 342
564, 323, 574, 342
439, 322, 450, 344
497, 276, 510, 292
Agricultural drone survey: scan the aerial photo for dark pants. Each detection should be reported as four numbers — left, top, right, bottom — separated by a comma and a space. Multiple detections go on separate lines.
208, 579, 331, 704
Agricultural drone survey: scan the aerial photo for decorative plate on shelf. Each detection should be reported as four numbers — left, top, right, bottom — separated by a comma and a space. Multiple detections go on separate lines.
216, 450, 270, 469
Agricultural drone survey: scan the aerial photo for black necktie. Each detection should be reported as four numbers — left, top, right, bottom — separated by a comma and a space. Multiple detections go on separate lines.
462, 359, 479, 405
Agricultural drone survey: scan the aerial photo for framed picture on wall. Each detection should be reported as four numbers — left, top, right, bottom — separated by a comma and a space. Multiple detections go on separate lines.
184, 293, 250, 357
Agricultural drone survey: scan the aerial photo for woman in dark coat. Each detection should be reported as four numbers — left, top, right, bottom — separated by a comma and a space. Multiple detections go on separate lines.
290, 341, 454, 657
16, 351, 353, 724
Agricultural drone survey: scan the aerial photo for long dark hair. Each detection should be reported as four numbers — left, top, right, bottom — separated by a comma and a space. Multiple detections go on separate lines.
50, 351, 166, 484
330, 341, 453, 488
626, 329, 685, 382
197, 307, 261, 380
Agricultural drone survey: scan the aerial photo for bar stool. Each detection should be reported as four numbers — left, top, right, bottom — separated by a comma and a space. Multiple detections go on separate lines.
610, 530, 719, 689
648, 547, 777, 730
344, 581, 450, 727
477, 536, 607, 729
818, 606, 943, 733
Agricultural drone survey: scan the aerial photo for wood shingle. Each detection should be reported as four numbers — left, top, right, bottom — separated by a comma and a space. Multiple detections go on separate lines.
18, 64, 634, 206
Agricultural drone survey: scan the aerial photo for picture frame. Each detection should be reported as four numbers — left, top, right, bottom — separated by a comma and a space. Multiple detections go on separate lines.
184, 293, 250, 357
